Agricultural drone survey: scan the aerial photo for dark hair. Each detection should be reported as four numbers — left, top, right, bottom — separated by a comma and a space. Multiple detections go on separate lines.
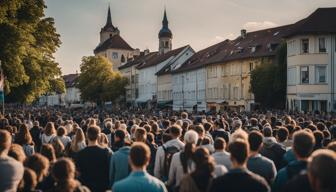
0, 130, 11, 154
15, 124, 33, 145
8, 144, 26, 163
293, 130, 315, 158
214, 138, 226, 150
86, 126, 100, 141
40, 144, 56, 163
19, 168, 38, 192
170, 125, 182, 137
248, 131, 263, 151
147, 132, 155, 143
24, 153, 49, 182
228, 139, 249, 165
262, 127, 272, 137
130, 142, 150, 167
162, 133, 172, 143
181, 142, 196, 173
115, 129, 126, 140
277, 127, 289, 142
52, 158, 78, 192
203, 122, 212, 132
57, 126, 67, 137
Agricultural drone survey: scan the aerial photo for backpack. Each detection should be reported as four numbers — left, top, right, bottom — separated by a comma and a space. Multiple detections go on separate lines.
162, 145, 180, 178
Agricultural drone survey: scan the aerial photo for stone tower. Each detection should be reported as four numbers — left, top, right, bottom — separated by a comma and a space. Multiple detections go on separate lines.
100, 5, 120, 43
158, 9, 173, 54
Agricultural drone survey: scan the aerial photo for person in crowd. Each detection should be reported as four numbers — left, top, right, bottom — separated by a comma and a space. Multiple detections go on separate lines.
54, 126, 71, 149
68, 128, 86, 159
260, 126, 286, 170
272, 130, 316, 192
15, 124, 35, 156
154, 125, 185, 180
112, 129, 126, 152
8, 144, 26, 163
41, 122, 56, 144
24, 153, 51, 190
109, 142, 131, 186
247, 131, 277, 184
75, 126, 111, 192
30, 121, 42, 152
51, 138, 65, 158
50, 157, 90, 192
166, 130, 198, 189
112, 142, 167, 192
212, 137, 232, 169
208, 138, 270, 192
18, 168, 38, 192
40, 144, 56, 164
0, 130, 24, 192
283, 149, 336, 192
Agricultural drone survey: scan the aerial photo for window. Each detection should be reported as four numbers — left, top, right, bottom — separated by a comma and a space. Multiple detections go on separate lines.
249, 62, 254, 72
288, 67, 296, 85
319, 38, 326, 53
300, 66, 309, 84
316, 66, 327, 83
164, 41, 169, 48
121, 55, 125, 62
301, 39, 309, 53
112, 52, 118, 59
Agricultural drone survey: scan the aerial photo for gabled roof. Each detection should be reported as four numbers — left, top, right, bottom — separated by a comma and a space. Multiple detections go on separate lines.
174, 24, 293, 74
62, 74, 79, 88
285, 8, 336, 37
94, 35, 134, 54
136, 45, 188, 70
118, 52, 157, 70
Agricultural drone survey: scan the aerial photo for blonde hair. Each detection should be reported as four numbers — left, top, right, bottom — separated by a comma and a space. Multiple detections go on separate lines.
70, 128, 85, 152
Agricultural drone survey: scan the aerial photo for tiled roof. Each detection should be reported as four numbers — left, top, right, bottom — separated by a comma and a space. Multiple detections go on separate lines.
285, 7, 336, 37
136, 45, 188, 69
174, 24, 293, 73
94, 35, 134, 54
118, 52, 157, 70
62, 74, 79, 88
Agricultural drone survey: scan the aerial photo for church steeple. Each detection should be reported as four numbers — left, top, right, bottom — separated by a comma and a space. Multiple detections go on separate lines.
100, 5, 120, 43
158, 8, 173, 54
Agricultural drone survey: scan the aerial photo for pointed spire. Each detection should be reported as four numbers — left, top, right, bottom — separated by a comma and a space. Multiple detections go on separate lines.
162, 8, 168, 27
105, 5, 113, 28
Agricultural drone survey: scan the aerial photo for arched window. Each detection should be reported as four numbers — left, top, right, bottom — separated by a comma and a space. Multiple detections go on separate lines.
121, 54, 125, 63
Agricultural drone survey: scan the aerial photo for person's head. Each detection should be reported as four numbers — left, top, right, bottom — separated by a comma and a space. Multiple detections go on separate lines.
214, 138, 226, 152
18, 168, 38, 192
74, 128, 85, 143
8, 144, 26, 162
231, 129, 248, 142
276, 127, 289, 143
52, 158, 78, 192
184, 130, 199, 145
40, 144, 56, 163
307, 149, 336, 192
203, 122, 212, 132
0, 130, 11, 156
57, 126, 67, 137
147, 132, 155, 144
24, 153, 50, 182
262, 127, 273, 137
170, 125, 182, 139
114, 129, 126, 143
45, 122, 56, 136
327, 141, 336, 152
181, 112, 188, 119
98, 133, 109, 147
248, 131, 263, 152
193, 147, 215, 176
228, 138, 249, 167
134, 127, 147, 142
129, 142, 150, 170
15, 124, 33, 145
194, 125, 205, 139
51, 138, 65, 158
293, 130, 316, 159
86, 126, 100, 142
232, 119, 242, 130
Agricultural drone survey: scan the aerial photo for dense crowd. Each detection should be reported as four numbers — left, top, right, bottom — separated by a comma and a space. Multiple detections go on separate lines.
0, 106, 336, 192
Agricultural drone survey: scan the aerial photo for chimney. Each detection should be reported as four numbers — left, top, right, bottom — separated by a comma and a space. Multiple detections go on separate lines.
133, 48, 140, 56
241, 29, 247, 38
144, 49, 150, 56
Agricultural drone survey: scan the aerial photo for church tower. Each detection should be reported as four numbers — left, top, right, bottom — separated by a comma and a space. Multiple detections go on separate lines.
100, 5, 120, 43
158, 9, 173, 54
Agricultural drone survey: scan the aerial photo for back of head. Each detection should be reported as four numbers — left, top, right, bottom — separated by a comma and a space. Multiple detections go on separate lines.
8, 144, 26, 163
276, 127, 289, 142
308, 149, 336, 192
24, 153, 49, 182
57, 126, 67, 137
86, 126, 100, 141
214, 138, 226, 151
0, 130, 11, 155
228, 138, 249, 165
248, 131, 263, 152
262, 127, 273, 137
184, 130, 199, 144
40, 144, 56, 163
130, 142, 150, 168
193, 147, 215, 175
134, 127, 147, 142
19, 168, 37, 192
52, 157, 76, 181
170, 125, 182, 138
293, 130, 315, 159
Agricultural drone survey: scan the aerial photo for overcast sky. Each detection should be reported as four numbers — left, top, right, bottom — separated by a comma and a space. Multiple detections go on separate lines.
45, 0, 336, 74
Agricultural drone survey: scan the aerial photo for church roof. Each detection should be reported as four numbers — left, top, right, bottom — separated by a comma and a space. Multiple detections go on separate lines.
137, 45, 188, 70
94, 35, 134, 54
102, 6, 116, 32
159, 9, 172, 38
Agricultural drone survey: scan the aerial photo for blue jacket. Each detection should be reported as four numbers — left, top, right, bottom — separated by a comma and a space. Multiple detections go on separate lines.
112, 171, 167, 192
109, 146, 130, 186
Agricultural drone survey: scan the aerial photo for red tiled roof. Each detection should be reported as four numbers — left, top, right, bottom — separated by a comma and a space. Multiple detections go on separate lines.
94, 35, 134, 54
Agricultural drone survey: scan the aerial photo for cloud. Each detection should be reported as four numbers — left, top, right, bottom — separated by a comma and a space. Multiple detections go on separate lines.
243, 21, 278, 31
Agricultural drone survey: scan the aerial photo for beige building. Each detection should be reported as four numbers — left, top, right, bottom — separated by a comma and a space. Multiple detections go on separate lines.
203, 26, 292, 112
286, 8, 336, 112
94, 6, 136, 71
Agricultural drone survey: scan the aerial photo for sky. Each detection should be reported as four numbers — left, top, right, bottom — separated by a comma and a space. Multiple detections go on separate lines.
45, 0, 336, 75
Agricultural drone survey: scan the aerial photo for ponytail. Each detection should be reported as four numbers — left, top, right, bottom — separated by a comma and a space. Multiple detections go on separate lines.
180, 143, 195, 173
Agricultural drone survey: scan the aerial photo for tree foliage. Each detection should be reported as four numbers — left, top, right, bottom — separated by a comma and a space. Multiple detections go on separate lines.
77, 56, 128, 105
0, 0, 65, 103
250, 43, 287, 109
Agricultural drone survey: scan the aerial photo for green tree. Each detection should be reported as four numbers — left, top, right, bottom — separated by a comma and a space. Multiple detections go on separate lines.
77, 56, 128, 105
250, 43, 287, 109
0, 0, 65, 103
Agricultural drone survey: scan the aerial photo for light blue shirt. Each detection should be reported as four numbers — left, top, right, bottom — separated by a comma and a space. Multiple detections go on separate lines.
113, 171, 167, 192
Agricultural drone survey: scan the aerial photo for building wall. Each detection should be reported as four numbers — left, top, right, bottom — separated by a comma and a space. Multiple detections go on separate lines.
120, 65, 139, 103
172, 68, 206, 112
96, 48, 134, 71
286, 34, 336, 112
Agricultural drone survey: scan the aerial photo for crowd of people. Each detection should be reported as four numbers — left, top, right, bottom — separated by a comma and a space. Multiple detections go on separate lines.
0, 106, 336, 192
